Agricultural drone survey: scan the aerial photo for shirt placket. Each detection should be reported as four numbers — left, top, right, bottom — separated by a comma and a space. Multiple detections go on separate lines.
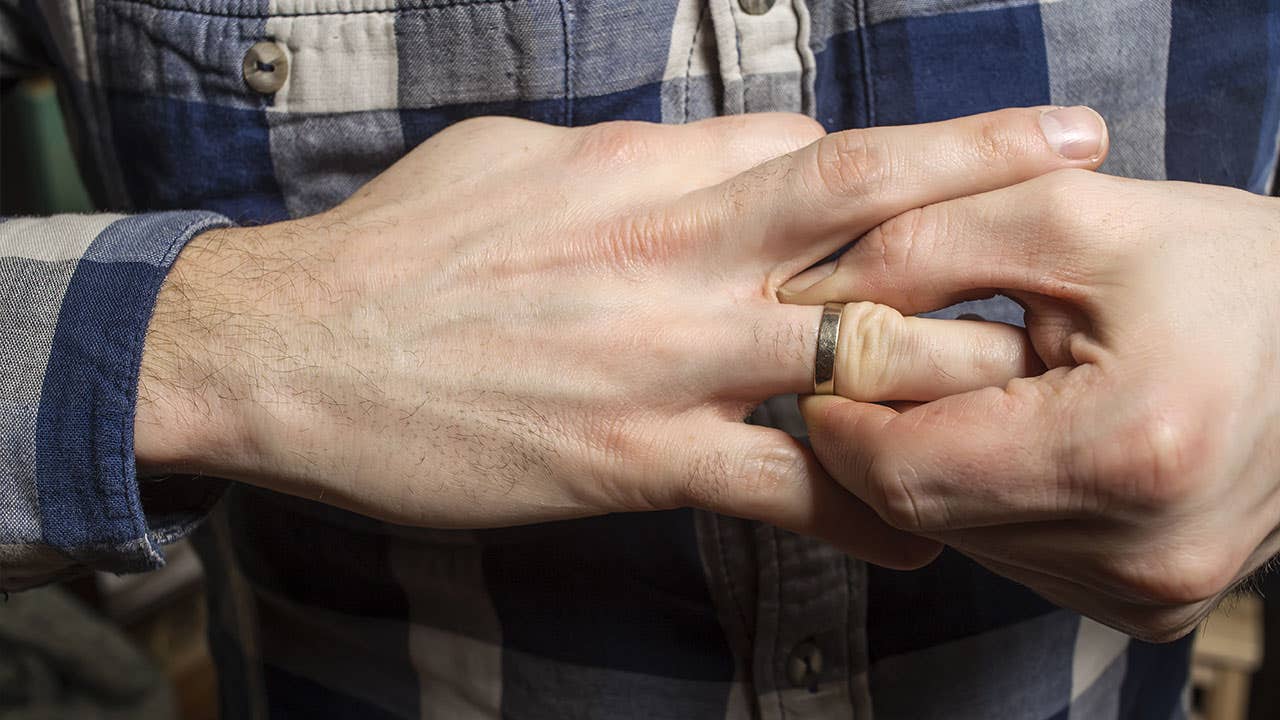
699, 509, 871, 720
755, 524, 871, 719
694, 2, 864, 716
702, 0, 816, 116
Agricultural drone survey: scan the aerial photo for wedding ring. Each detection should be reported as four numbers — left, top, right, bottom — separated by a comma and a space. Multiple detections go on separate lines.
813, 302, 842, 395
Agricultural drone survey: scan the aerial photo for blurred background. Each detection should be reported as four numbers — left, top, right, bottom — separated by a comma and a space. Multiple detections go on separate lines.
2, 74, 1278, 720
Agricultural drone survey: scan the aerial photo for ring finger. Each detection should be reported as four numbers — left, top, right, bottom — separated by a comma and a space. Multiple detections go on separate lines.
723, 301, 1041, 401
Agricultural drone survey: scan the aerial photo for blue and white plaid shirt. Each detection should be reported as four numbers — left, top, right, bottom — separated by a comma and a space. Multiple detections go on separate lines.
2, 0, 1278, 717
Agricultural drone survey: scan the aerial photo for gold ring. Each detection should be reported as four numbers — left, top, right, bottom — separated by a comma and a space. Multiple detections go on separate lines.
813, 302, 842, 395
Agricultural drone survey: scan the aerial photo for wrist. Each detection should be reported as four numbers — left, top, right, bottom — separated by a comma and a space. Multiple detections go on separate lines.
135, 224, 287, 478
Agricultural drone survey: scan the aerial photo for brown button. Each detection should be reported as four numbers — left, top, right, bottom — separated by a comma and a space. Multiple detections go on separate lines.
786, 640, 824, 689
243, 40, 288, 95
739, 0, 777, 14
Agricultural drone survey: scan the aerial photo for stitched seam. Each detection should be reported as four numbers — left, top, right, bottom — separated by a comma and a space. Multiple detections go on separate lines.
792, 0, 813, 118
854, 0, 875, 126
558, 0, 573, 125
120, 223, 188, 541
683, 0, 709, 123
121, 214, 229, 547
106, 0, 517, 20
86, 0, 136, 208
713, 516, 751, 648
728, 0, 744, 113
121, 223, 193, 538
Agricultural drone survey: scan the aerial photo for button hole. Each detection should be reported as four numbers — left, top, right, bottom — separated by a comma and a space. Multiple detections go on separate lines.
255, 61, 275, 73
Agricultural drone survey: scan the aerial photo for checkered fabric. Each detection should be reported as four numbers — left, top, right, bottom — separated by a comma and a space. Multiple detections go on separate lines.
2, 0, 1279, 717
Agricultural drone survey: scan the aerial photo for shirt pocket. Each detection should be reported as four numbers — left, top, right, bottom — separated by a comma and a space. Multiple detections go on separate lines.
93, 0, 569, 219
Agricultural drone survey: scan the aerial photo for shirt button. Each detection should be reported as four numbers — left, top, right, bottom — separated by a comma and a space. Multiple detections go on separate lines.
738, 0, 776, 15
786, 640, 824, 690
243, 40, 288, 95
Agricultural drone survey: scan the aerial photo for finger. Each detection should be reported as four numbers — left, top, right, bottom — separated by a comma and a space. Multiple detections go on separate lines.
780, 261, 836, 297
667, 421, 943, 570
827, 303, 1040, 401
780, 169, 1119, 312
719, 301, 1042, 401
686, 105, 1109, 272
797, 365, 1104, 533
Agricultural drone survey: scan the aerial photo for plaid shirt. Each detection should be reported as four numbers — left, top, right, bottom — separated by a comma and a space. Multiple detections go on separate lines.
3, 0, 1279, 717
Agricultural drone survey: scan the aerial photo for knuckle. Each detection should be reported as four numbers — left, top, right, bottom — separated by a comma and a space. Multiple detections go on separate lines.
864, 205, 938, 274
811, 130, 892, 202
685, 444, 805, 516
809, 400, 935, 532
578, 415, 664, 511
970, 115, 1023, 169
572, 121, 659, 169
838, 302, 904, 400
867, 453, 930, 532
1093, 403, 1211, 512
739, 445, 806, 504
729, 154, 790, 210
683, 449, 734, 510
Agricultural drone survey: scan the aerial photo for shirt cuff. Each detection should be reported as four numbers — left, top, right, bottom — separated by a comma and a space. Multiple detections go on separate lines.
35, 210, 232, 574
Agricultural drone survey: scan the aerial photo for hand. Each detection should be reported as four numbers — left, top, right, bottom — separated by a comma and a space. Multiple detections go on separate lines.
785, 168, 1280, 638
137, 108, 1104, 568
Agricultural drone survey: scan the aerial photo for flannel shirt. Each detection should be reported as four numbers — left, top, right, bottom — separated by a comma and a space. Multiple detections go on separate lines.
2, 0, 1279, 717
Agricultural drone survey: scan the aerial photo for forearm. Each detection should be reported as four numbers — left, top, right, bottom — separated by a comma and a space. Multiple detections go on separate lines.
135, 220, 322, 483
136, 225, 262, 477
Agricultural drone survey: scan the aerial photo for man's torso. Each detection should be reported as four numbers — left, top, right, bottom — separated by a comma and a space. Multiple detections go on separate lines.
25, 0, 1280, 716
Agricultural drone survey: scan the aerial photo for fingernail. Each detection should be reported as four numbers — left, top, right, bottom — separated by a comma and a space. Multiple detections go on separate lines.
1039, 106, 1105, 160
778, 262, 837, 299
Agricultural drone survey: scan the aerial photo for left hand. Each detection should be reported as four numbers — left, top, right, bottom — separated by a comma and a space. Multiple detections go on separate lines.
780, 169, 1280, 641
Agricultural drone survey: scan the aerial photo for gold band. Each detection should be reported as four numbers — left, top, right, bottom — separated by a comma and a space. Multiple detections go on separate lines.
813, 302, 843, 395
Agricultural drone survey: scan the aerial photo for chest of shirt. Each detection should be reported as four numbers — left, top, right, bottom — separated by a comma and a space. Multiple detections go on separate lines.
33, 0, 1279, 220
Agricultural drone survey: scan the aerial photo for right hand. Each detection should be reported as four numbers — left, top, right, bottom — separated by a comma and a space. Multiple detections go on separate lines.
136, 107, 1107, 569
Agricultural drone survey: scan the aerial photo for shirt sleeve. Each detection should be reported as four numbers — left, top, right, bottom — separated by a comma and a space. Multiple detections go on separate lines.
0, 212, 231, 591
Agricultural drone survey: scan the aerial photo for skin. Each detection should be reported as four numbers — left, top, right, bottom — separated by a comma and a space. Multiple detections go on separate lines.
784, 169, 1280, 642
134, 108, 1103, 570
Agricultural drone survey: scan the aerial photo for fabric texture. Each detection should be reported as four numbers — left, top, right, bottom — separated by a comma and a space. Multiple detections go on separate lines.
2, 0, 1279, 717
1, 211, 230, 589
